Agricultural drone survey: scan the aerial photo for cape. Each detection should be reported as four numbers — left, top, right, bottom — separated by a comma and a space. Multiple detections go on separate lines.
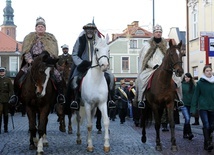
22, 32, 59, 58
141, 37, 167, 71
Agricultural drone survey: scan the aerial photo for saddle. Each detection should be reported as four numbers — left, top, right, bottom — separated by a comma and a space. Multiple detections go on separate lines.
146, 73, 155, 90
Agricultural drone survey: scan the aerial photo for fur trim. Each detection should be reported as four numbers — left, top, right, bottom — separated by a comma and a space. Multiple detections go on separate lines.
141, 37, 167, 70
22, 32, 59, 58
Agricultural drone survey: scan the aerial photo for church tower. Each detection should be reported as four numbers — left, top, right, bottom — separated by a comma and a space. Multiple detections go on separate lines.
1, 0, 16, 40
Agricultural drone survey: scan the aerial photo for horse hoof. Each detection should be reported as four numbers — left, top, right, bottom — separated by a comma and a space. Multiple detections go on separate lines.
155, 145, 162, 151
36, 151, 44, 155
87, 146, 94, 152
104, 146, 110, 153
141, 136, 146, 143
29, 144, 36, 150
59, 126, 66, 132
97, 130, 102, 134
76, 139, 82, 145
171, 145, 178, 152
68, 130, 73, 134
43, 142, 48, 147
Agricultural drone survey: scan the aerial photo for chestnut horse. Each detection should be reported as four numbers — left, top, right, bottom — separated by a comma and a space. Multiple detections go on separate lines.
141, 40, 184, 152
20, 51, 58, 155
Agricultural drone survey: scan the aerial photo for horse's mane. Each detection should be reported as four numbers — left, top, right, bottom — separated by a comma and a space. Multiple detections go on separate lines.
95, 37, 107, 48
31, 55, 46, 73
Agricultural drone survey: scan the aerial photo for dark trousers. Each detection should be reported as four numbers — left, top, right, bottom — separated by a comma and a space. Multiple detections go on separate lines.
118, 108, 127, 123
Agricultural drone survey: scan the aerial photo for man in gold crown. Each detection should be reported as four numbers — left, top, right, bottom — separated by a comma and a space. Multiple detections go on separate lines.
136, 24, 183, 109
9, 17, 65, 105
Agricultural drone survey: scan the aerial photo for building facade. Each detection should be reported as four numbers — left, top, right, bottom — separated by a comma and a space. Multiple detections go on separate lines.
187, 0, 214, 79
0, 0, 22, 78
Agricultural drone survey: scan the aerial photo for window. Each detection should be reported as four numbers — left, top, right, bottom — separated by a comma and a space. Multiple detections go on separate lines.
192, 11, 198, 39
10, 56, 18, 71
109, 57, 113, 70
130, 40, 137, 49
192, 66, 198, 80
122, 57, 129, 70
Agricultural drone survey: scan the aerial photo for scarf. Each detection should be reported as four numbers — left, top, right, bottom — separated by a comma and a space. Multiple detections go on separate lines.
201, 74, 214, 83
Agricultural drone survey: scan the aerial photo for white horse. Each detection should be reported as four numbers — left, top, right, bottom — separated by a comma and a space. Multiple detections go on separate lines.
81, 34, 110, 152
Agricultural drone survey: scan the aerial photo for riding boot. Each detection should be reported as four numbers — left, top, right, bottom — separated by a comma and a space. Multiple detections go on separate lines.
138, 100, 146, 109
56, 81, 65, 104
70, 89, 80, 110
104, 72, 116, 109
203, 128, 213, 151
70, 76, 81, 110
4, 115, 8, 133
9, 70, 25, 105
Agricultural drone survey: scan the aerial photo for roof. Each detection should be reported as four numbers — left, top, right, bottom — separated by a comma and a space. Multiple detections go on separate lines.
110, 21, 153, 43
0, 31, 22, 52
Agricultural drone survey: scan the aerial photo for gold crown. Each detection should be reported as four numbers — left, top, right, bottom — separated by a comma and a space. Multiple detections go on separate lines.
153, 24, 162, 32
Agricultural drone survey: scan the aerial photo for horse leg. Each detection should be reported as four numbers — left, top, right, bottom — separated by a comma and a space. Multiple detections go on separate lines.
141, 109, 147, 143
76, 111, 82, 144
85, 107, 94, 152
154, 110, 162, 151
99, 105, 110, 153
68, 113, 73, 134
167, 106, 177, 152
26, 107, 37, 150
154, 122, 161, 151
96, 109, 102, 134
37, 111, 49, 154
56, 103, 66, 132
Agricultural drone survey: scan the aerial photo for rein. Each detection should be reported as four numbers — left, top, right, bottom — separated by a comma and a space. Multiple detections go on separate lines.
90, 48, 109, 69
163, 47, 182, 74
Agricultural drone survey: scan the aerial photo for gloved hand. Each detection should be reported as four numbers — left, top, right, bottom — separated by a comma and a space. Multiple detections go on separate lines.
77, 60, 91, 72
153, 64, 159, 70
45, 57, 59, 67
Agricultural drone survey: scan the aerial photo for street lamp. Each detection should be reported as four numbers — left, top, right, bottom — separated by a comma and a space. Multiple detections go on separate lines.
15, 42, 20, 75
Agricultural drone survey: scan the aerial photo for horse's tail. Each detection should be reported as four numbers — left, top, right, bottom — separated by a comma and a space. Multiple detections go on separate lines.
142, 101, 153, 127
72, 106, 86, 125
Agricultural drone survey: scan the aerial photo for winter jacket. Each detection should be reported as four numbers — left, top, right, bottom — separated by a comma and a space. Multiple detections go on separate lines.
191, 78, 214, 114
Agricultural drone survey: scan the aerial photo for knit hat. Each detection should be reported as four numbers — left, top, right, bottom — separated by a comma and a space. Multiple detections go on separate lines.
153, 24, 162, 32
36, 17, 46, 27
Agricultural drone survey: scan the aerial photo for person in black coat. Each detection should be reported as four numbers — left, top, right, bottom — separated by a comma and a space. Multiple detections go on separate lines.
115, 79, 129, 124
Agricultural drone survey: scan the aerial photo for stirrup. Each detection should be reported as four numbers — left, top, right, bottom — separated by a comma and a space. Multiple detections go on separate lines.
8, 95, 18, 106
175, 99, 184, 108
138, 101, 145, 109
108, 100, 116, 109
70, 101, 79, 110
57, 94, 65, 104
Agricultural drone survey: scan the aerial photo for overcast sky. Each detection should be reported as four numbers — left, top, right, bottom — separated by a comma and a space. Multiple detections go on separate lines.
0, 0, 186, 54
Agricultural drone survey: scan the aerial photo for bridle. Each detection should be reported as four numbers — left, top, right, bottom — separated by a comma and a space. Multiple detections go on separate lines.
165, 46, 183, 74
91, 47, 109, 69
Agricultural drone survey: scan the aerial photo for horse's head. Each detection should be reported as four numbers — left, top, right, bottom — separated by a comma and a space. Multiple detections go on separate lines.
93, 34, 110, 72
31, 51, 57, 98
167, 39, 184, 77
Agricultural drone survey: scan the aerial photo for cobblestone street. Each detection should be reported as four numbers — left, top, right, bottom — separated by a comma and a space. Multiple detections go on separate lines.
0, 111, 213, 155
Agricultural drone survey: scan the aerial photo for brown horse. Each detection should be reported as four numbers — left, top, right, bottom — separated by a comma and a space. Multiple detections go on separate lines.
20, 51, 58, 154
141, 39, 184, 152
56, 60, 82, 146
55, 60, 70, 133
